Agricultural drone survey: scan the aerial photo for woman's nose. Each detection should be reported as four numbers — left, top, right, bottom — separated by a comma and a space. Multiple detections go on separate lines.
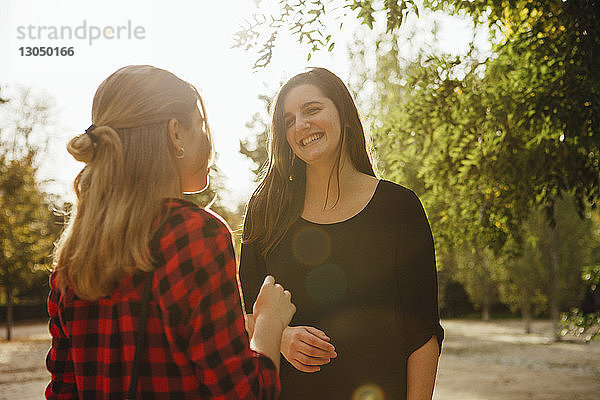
295, 115, 310, 131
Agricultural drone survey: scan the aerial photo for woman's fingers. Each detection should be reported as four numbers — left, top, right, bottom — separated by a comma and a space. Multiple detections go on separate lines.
262, 275, 275, 286
299, 327, 336, 354
281, 325, 337, 373
294, 351, 331, 366
304, 326, 331, 342
294, 340, 336, 360
282, 326, 336, 358
290, 360, 322, 373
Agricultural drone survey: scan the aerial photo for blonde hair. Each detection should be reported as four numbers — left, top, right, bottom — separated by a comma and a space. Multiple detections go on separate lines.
55, 65, 212, 300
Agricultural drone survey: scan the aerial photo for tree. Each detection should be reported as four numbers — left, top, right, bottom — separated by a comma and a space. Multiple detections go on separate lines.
184, 162, 245, 233
239, 93, 272, 178
238, 1, 600, 334
343, 2, 599, 330
238, 0, 600, 214
0, 88, 58, 340
560, 264, 600, 342
234, 0, 421, 68
497, 196, 598, 333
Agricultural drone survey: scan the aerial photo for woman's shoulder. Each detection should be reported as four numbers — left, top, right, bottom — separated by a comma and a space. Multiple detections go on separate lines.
161, 198, 232, 238
376, 180, 422, 207
375, 181, 431, 236
149, 200, 236, 315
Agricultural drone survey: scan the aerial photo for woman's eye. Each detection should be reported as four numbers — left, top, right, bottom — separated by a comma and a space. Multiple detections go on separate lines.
306, 107, 320, 114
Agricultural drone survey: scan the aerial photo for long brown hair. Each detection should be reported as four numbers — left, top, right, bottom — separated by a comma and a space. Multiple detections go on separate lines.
55, 65, 212, 300
244, 67, 374, 255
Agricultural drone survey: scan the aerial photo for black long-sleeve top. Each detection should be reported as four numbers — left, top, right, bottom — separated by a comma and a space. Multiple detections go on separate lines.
240, 180, 444, 400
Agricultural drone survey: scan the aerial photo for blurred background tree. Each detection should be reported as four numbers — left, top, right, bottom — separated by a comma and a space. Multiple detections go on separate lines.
0, 87, 248, 341
0, 86, 246, 341
184, 162, 244, 229
0, 88, 60, 341
239, 93, 272, 179
348, 0, 599, 336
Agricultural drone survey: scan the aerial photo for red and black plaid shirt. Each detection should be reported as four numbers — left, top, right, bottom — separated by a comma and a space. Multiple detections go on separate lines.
46, 198, 280, 399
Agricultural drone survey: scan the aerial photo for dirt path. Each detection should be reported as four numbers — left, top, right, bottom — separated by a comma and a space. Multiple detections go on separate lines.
1, 319, 599, 399
435, 320, 600, 400
0, 322, 51, 400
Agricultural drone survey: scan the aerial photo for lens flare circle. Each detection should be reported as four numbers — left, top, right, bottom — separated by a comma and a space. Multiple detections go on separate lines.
352, 383, 385, 400
292, 226, 332, 266
305, 263, 347, 304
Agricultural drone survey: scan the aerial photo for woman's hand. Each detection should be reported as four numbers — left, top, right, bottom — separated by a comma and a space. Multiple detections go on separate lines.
253, 276, 296, 330
281, 326, 337, 373
250, 276, 296, 371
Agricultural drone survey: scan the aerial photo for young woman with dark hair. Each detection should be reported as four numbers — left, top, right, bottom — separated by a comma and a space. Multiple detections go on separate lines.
240, 67, 443, 400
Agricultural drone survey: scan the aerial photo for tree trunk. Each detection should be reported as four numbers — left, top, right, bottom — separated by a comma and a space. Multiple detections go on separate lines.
482, 280, 491, 322
480, 253, 491, 322
482, 301, 490, 321
549, 224, 561, 340
521, 290, 532, 334
5, 284, 13, 341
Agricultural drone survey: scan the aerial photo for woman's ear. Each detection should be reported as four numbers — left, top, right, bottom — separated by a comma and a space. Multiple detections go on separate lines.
167, 118, 184, 149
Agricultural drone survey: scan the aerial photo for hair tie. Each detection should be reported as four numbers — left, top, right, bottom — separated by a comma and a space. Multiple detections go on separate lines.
85, 124, 98, 143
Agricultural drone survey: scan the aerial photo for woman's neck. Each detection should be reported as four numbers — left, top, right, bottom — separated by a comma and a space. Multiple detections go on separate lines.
304, 154, 360, 209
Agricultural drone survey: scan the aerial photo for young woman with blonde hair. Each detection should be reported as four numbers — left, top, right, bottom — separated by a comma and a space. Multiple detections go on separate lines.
240, 68, 443, 400
46, 65, 295, 399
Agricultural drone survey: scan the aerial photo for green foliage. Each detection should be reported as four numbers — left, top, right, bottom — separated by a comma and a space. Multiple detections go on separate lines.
0, 156, 57, 301
499, 197, 598, 319
560, 309, 600, 342
246, 0, 600, 217
345, 1, 600, 324
234, 0, 419, 67
0, 87, 61, 340
559, 265, 600, 342
233, 0, 336, 67
237, 0, 600, 329
453, 247, 501, 320
183, 164, 245, 233
239, 93, 272, 178
349, 0, 376, 29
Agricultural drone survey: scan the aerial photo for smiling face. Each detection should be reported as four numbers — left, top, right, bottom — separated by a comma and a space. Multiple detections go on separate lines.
283, 84, 343, 166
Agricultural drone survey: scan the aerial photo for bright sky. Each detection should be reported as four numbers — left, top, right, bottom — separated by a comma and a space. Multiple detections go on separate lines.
0, 0, 485, 209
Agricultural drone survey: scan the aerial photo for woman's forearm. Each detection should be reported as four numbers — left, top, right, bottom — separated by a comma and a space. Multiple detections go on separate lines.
407, 336, 439, 400
250, 314, 286, 372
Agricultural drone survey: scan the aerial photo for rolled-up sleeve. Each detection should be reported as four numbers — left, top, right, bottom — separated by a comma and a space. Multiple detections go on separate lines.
397, 190, 444, 357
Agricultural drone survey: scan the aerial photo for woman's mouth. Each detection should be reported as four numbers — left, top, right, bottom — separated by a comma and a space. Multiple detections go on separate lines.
301, 133, 324, 147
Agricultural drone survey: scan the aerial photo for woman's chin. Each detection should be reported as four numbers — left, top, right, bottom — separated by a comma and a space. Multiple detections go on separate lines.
300, 151, 335, 167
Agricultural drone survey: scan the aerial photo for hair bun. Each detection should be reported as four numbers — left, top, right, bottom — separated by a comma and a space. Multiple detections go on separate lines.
67, 132, 96, 163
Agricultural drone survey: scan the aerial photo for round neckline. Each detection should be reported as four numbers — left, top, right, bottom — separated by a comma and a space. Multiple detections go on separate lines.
299, 179, 382, 226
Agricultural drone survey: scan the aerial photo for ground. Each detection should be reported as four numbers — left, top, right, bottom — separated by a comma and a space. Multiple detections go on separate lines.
1, 319, 598, 399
